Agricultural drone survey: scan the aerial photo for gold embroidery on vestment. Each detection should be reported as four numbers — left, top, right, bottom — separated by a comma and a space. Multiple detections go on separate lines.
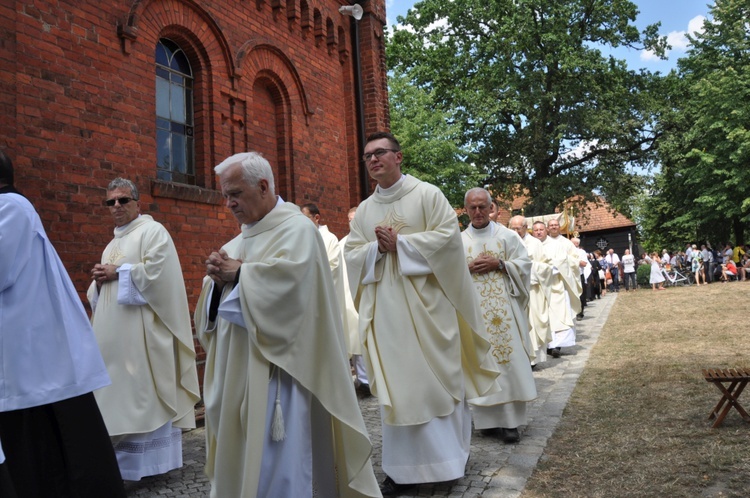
377, 208, 409, 233
468, 241, 513, 364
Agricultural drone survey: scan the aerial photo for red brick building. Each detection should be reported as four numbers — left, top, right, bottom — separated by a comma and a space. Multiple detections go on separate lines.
0, 0, 390, 381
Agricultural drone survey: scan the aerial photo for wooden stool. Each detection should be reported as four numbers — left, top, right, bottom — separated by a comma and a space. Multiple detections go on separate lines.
702, 368, 750, 428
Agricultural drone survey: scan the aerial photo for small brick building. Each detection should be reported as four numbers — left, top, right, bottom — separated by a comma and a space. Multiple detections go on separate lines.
494, 194, 640, 257
1, 0, 390, 383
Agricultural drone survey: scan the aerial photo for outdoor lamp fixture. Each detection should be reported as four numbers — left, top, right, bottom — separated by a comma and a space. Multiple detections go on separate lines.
339, 2, 369, 197
339, 4, 364, 20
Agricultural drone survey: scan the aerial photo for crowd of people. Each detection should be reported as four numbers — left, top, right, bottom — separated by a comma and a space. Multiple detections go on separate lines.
5, 136, 739, 497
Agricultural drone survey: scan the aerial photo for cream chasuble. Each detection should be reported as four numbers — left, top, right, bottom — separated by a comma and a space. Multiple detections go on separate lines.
319, 225, 352, 355
87, 215, 199, 436
461, 223, 538, 429
345, 175, 499, 427
339, 234, 363, 356
195, 202, 380, 498
540, 237, 579, 347
520, 234, 555, 361
547, 235, 583, 314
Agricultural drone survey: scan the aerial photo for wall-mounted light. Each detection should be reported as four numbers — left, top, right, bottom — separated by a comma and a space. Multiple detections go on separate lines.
339, 4, 363, 20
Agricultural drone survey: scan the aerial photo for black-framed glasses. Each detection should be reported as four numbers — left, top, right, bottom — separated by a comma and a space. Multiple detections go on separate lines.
362, 148, 399, 162
105, 197, 135, 207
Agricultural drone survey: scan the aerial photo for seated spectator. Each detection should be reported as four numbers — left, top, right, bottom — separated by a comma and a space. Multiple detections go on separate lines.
739, 254, 750, 281
721, 260, 738, 282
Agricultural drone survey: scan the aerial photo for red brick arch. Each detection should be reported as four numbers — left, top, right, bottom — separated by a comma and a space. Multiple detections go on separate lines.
236, 41, 314, 125
118, 0, 236, 80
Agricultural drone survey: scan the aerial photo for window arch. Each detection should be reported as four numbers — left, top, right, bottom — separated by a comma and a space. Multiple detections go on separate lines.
155, 38, 195, 184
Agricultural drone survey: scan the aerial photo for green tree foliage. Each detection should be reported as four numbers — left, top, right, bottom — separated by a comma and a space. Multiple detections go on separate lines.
389, 70, 483, 206
386, 0, 668, 214
649, 0, 750, 246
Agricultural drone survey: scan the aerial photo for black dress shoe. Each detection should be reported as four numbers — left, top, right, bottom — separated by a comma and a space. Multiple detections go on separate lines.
501, 427, 520, 444
548, 347, 561, 358
355, 383, 371, 397
380, 476, 416, 496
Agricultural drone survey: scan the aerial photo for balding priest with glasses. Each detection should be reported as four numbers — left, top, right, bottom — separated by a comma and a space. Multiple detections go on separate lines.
345, 132, 500, 496
87, 178, 200, 481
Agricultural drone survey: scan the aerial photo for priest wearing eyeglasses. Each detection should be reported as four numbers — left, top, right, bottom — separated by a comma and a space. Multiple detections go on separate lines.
344, 132, 500, 495
87, 177, 200, 481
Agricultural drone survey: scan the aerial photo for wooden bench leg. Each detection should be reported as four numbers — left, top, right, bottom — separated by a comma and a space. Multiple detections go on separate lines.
709, 380, 749, 428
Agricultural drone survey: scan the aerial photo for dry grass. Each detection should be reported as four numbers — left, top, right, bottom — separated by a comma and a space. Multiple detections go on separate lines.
522, 282, 750, 498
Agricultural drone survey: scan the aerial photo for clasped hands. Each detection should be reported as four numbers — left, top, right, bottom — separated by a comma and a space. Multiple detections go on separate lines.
205, 249, 242, 288
468, 253, 502, 274
91, 263, 118, 289
375, 225, 397, 254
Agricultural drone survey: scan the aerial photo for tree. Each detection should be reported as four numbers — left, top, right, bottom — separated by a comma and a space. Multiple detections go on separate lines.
389, 69, 483, 206
652, 0, 750, 245
387, 0, 668, 214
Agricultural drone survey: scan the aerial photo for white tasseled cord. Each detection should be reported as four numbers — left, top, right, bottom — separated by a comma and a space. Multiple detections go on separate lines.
270, 365, 286, 441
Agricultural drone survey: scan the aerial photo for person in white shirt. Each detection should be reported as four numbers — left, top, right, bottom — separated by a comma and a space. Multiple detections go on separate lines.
621, 249, 637, 291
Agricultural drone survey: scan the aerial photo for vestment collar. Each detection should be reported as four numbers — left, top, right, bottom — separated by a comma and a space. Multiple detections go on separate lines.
113, 214, 151, 238
371, 174, 420, 203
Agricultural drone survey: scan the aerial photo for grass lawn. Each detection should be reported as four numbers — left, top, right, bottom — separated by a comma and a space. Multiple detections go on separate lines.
522, 282, 750, 498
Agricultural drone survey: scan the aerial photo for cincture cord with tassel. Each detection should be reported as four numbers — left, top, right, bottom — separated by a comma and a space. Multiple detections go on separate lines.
271, 365, 286, 441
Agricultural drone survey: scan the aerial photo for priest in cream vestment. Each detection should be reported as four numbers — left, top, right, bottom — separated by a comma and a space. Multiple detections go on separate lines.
340, 207, 370, 393
509, 215, 554, 364
195, 152, 380, 498
344, 133, 499, 495
532, 221, 582, 355
461, 189, 537, 444
87, 178, 200, 481
301, 203, 352, 355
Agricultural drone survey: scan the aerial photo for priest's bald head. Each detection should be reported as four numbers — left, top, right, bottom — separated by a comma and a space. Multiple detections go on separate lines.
215, 152, 277, 225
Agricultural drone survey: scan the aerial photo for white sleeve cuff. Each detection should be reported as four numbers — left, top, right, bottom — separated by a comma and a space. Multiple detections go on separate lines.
90, 285, 100, 312
362, 242, 384, 285
396, 236, 432, 276
217, 284, 246, 328
116, 264, 147, 306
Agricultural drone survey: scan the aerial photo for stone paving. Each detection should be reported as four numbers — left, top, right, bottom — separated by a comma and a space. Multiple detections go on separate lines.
126, 293, 617, 497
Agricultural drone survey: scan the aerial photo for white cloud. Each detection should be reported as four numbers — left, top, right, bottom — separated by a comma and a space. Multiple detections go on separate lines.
640, 15, 706, 62
640, 49, 660, 61
688, 15, 706, 35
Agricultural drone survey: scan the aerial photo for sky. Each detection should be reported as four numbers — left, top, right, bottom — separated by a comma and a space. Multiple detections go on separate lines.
384, 0, 713, 72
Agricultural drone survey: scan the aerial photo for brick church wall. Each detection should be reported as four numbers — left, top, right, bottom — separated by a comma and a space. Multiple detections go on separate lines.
1, 0, 389, 388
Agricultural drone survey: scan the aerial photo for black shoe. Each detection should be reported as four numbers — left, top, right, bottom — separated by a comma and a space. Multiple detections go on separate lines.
548, 348, 561, 358
355, 383, 371, 397
480, 427, 501, 436
501, 427, 521, 444
576, 313, 584, 320
380, 476, 416, 496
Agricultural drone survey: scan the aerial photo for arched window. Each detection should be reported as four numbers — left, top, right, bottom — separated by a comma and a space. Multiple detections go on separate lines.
155, 39, 194, 184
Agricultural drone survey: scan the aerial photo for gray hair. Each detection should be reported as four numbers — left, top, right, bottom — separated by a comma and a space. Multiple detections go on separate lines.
464, 187, 492, 206
215, 152, 275, 195
107, 178, 139, 199
509, 215, 527, 228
